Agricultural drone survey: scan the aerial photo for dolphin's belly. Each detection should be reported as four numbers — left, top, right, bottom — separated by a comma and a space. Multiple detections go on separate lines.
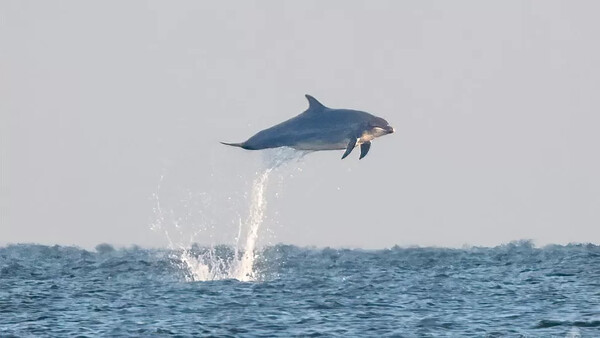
292, 132, 376, 151
291, 141, 348, 151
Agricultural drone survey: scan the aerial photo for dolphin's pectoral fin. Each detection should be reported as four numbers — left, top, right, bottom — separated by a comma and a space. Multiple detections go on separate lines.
341, 138, 358, 159
359, 141, 371, 159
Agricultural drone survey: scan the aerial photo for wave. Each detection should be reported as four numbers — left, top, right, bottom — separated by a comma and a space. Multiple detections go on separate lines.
1, 241, 598, 282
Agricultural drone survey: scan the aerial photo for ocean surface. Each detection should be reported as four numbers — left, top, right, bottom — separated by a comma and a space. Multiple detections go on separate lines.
1, 242, 599, 337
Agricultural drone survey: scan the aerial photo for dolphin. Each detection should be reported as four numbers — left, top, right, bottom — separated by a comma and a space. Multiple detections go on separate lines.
221, 95, 394, 159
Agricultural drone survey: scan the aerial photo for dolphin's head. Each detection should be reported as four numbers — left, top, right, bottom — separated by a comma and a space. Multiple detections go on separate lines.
365, 116, 395, 138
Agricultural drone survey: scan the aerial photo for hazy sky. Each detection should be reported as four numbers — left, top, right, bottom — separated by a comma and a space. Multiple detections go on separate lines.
2, 1, 599, 249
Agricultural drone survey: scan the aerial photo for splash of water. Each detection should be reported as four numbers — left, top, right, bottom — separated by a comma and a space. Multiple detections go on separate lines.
231, 167, 272, 281
152, 147, 306, 282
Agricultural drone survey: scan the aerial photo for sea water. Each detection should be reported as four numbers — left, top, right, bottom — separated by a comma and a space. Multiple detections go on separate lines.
1, 242, 599, 336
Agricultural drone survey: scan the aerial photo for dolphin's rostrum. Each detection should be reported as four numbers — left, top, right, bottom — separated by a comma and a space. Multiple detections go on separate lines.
221, 95, 394, 159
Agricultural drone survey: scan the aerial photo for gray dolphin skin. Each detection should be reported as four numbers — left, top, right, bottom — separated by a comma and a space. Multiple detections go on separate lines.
221, 95, 394, 159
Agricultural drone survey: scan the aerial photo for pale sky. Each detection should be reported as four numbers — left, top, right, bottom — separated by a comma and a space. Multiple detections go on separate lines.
1, 1, 599, 249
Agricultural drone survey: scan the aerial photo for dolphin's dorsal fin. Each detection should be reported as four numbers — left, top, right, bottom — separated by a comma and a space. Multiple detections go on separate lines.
305, 94, 326, 112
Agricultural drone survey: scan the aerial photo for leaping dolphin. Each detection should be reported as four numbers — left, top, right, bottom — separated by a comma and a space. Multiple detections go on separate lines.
221, 95, 394, 159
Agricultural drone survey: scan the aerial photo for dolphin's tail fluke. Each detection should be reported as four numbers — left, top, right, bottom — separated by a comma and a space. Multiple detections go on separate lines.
220, 141, 245, 148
